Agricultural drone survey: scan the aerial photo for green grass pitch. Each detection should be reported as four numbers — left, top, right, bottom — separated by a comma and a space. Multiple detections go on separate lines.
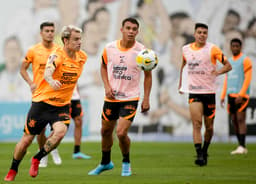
0, 142, 255, 184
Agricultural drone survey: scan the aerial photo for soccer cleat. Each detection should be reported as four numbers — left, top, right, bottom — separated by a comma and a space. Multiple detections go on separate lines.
51, 149, 62, 165
72, 152, 91, 159
195, 153, 206, 166
88, 161, 114, 175
29, 157, 40, 177
121, 162, 132, 176
4, 169, 17, 181
230, 146, 248, 155
39, 155, 48, 168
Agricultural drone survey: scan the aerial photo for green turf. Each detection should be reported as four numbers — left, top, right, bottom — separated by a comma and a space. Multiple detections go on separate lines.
0, 142, 255, 184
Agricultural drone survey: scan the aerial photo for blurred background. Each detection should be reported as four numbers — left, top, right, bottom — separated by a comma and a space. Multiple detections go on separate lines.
0, 0, 256, 142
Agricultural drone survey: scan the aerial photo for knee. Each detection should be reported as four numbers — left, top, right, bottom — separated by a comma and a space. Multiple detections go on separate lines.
116, 129, 127, 141
101, 128, 113, 137
74, 116, 83, 127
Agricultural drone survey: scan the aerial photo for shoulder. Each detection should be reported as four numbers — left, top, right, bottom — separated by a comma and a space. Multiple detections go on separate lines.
77, 50, 88, 60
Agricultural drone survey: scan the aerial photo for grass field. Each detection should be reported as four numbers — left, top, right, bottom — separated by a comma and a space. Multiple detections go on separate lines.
0, 142, 255, 184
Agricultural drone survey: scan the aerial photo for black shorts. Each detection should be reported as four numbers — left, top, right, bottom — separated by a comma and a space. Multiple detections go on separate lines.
228, 95, 249, 113
70, 99, 83, 118
189, 93, 216, 118
102, 100, 138, 122
24, 102, 70, 135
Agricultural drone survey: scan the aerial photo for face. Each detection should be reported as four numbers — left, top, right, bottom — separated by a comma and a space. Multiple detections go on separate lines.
230, 42, 241, 56
82, 21, 100, 55
96, 10, 110, 40
223, 14, 239, 33
40, 26, 55, 42
65, 31, 82, 52
4, 39, 22, 72
194, 27, 208, 45
121, 21, 139, 41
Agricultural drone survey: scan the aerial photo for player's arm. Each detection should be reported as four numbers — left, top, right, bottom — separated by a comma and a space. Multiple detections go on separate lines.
101, 50, 115, 99
44, 54, 62, 90
238, 57, 252, 97
220, 74, 228, 108
20, 61, 37, 92
211, 46, 232, 76
141, 70, 152, 113
178, 55, 186, 93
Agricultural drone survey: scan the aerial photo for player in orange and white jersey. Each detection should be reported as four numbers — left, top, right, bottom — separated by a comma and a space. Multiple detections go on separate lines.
5, 25, 87, 181
178, 23, 232, 166
88, 17, 152, 176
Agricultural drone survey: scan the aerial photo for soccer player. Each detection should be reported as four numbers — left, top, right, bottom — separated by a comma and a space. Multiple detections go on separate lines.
4, 25, 87, 181
178, 23, 232, 166
18, 21, 62, 168
71, 85, 91, 159
88, 17, 152, 176
221, 38, 252, 155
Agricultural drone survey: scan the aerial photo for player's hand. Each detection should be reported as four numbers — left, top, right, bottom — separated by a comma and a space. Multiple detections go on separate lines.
105, 87, 115, 99
49, 80, 62, 90
141, 99, 150, 113
220, 99, 225, 108
30, 83, 37, 93
211, 70, 220, 76
235, 96, 243, 104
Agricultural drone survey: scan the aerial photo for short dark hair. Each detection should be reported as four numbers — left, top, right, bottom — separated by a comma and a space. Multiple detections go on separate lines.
230, 38, 242, 46
122, 17, 139, 28
195, 23, 208, 30
40, 21, 55, 31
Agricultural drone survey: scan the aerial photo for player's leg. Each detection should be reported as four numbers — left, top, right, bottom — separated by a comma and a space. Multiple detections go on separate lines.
189, 101, 204, 166
230, 97, 249, 154
5, 133, 35, 181
88, 119, 116, 175
37, 128, 48, 167
71, 100, 91, 159
117, 117, 133, 176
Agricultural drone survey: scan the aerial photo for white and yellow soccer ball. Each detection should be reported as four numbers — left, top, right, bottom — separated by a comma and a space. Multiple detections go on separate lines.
136, 49, 158, 71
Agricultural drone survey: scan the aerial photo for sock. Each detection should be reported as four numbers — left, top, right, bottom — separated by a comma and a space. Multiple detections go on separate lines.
122, 152, 130, 163
74, 145, 80, 153
34, 148, 48, 160
239, 134, 246, 147
236, 133, 241, 145
194, 143, 202, 155
101, 151, 111, 165
202, 141, 210, 154
10, 158, 21, 172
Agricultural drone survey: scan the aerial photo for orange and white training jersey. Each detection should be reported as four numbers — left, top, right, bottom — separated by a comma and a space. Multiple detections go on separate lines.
23, 43, 60, 100
33, 47, 87, 106
102, 40, 145, 102
182, 42, 226, 94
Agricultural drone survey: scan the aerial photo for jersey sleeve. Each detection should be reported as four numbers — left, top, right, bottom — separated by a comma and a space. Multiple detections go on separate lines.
239, 56, 252, 97
101, 48, 108, 65
23, 48, 34, 63
211, 45, 227, 65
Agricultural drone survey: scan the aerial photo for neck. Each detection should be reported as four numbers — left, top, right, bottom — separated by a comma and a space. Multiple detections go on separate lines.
120, 39, 135, 49
42, 41, 54, 49
64, 47, 76, 59
195, 42, 206, 48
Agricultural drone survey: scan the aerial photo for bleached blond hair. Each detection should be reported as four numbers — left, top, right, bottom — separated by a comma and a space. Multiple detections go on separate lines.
61, 25, 82, 44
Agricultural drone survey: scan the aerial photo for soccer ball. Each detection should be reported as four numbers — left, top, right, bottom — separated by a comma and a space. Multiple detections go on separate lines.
136, 49, 158, 71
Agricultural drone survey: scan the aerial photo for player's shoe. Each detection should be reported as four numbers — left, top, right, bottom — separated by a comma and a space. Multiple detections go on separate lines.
4, 169, 17, 181
72, 152, 91, 159
121, 162, 132, 176
203, 153, 208, 166
51, 149, 62, 165
194, 153, 206, 166
230, 146, 248, 155
88, 161, 114, 175
29, 157, 40, 177
39, 155, 48, 168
